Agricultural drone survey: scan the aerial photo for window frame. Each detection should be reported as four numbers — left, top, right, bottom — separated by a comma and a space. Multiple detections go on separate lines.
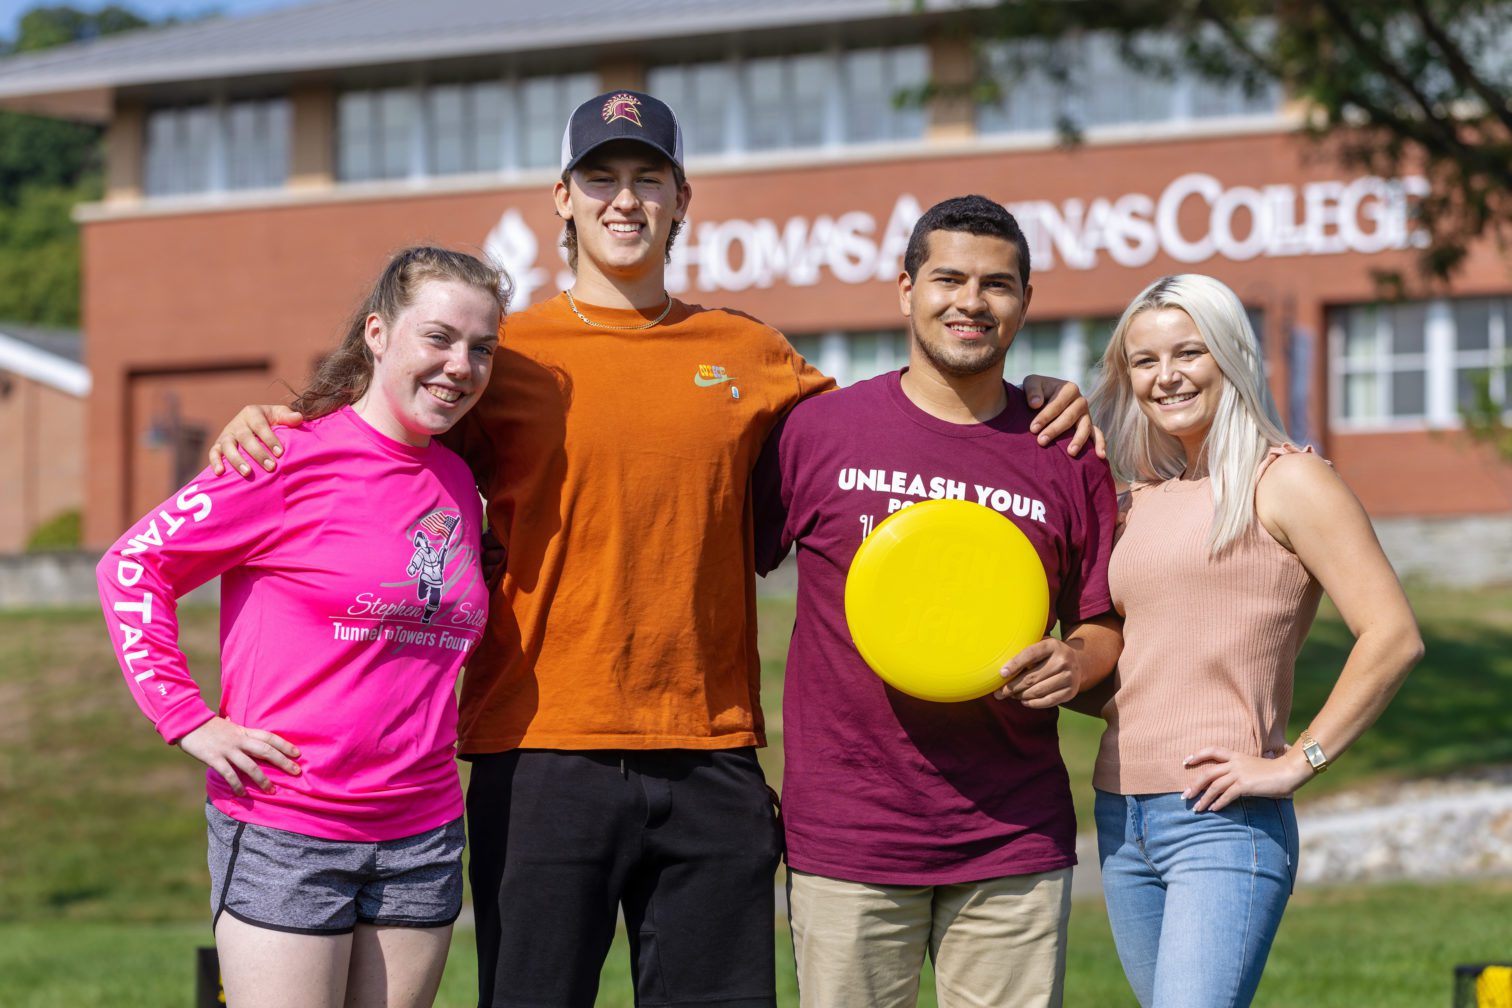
1329, 296, 1512, 432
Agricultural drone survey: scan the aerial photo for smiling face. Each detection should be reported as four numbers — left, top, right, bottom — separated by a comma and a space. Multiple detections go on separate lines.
553, 141, 690, 286
357, 278, 500, 447
898, 229, 1032, 379
1124, 307, 1225, 457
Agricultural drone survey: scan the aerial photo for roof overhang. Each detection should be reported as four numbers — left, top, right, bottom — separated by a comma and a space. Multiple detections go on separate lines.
0, 86, 113, 122
0, 331, 90, 397
0, 0, 980, 119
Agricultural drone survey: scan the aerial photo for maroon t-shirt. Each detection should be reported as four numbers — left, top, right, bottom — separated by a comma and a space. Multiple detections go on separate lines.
754, 371, 1116, 884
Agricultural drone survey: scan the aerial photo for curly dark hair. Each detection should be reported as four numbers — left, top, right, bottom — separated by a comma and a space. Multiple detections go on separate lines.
902, 195, 1031, 284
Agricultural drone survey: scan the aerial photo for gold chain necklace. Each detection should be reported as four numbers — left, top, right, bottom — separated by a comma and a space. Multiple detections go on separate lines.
564, 289, 673, 330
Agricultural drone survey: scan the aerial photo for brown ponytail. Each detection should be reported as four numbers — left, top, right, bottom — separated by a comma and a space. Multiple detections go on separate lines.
293, 246, 512, 420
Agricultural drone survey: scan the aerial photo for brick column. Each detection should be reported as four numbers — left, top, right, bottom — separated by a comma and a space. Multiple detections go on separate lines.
597, 58, 647, 93
104, 99, 144, 204
289, 85, 335, 189
926, 34, 976, 142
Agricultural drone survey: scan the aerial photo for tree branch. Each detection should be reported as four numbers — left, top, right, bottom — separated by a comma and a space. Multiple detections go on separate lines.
1303, 0, 1512, 236
1312, 0, 1474, 159
1191, 0, 1288, 83
1406, 0, 1512, 137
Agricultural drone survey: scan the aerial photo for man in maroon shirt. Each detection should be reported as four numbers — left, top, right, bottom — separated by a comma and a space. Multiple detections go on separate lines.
755, 195, 1122, 1008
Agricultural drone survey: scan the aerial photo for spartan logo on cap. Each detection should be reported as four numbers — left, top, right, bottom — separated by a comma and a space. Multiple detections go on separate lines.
602, 93, 643, 128
562, 89, 684, 173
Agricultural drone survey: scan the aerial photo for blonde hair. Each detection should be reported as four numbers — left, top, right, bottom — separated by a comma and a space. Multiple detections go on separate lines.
1090, 274, 1290, 555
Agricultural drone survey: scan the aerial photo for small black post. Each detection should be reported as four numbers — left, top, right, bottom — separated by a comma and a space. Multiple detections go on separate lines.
1453, 963, 1512, 1008
195, 946, 224, 1007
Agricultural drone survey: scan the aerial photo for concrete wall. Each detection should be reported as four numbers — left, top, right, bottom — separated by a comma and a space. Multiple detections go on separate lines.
0, 551, 217, 610
1374, 514, 1512, 589
4, 511, 1507, 613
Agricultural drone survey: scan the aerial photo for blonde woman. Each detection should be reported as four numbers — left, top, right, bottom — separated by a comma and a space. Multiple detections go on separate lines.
1068, 274, 1421, 1007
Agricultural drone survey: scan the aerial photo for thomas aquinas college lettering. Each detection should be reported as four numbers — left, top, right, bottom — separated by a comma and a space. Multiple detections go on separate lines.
487, 171, 1428, 303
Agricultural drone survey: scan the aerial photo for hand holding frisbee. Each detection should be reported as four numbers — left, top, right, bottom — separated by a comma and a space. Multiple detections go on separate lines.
844, 499, 1050, 702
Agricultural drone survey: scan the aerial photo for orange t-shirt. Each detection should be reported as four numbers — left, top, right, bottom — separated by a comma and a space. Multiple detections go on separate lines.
446, 293, 834, 752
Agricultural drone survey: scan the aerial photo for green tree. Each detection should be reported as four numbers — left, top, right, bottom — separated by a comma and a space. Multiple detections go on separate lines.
971, 0, 1512, 281
965, 1, 1512, 456
11, 4, 147, 53
0, 5, 147, 325
0, 113, 100, 205
0, 179, 98, 325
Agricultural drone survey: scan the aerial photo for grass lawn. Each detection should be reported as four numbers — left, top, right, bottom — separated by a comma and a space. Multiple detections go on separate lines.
4, 880, 1509, 1007
2, 585, 1510, 1004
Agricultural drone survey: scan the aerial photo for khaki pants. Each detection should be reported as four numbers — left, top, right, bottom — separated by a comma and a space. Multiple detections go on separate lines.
788, 867, 1071, 1008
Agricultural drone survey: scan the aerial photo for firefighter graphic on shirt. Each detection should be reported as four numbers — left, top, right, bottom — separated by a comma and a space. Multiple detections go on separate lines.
407, 510, 461, 624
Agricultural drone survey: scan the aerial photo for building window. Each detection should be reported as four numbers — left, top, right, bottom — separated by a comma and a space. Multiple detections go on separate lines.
520, 72, 597, 168
1009, 320, 1091, 389
789, 330, 908, 387
842, 46, 928, 143
649, 61, 737, 156
792, 312, 1270, 399
336, 72, 595, 182
337, 86, 417, 181
744, 52, 829, 151
1330, 296, 1510, 428
428, 81, 509, 176
976, 31, 1280, 136
144, 98, 289, 196
647, 44, 927, 157
1451, 297, 1512, 412
790, 316, 1130, 391
144, 106, 213, 196
225, 100, 290, 190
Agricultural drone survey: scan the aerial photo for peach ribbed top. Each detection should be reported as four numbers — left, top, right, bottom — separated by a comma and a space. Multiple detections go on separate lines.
1093, 446, 1323, 795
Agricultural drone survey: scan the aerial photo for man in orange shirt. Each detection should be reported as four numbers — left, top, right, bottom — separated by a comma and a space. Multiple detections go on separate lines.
210, 91, 1094, 1008
444, 93, 832, 1007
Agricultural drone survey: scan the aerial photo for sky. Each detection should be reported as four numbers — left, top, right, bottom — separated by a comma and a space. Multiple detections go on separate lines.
0, 0, 313, 42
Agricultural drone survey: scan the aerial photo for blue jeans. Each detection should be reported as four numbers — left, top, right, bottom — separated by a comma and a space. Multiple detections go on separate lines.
1094, 790, 1298, 1008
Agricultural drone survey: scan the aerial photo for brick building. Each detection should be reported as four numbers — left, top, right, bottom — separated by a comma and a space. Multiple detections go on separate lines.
0, 0, 1507, 579
0, 327, 87, 552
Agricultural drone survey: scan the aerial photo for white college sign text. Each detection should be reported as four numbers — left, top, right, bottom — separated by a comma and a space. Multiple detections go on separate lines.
486, 172, 1428, 305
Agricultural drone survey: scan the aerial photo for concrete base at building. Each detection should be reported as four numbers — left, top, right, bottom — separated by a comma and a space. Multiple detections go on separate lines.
2, 514, 1509, 611
1374, 513, 1512, 589
0, 550, 216, 610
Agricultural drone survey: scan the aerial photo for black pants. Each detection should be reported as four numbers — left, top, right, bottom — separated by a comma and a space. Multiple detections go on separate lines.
466, 748, 783, 1008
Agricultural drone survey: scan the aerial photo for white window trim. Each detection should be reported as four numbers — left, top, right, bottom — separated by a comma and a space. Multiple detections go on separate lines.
206, 94, 229, 194
407, 77, 427, 182
822, 43, 845, 150
1425, 300, 1456, 424
817, 331, 849, 386
499, 73, 522, 174
1330, 296, 1512, 433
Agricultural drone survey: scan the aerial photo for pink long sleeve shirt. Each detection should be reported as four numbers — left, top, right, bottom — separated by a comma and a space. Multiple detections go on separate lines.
97, 406, 488, 841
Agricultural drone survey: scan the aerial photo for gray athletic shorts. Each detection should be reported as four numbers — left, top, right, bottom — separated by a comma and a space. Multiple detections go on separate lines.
206, 803, 464, 935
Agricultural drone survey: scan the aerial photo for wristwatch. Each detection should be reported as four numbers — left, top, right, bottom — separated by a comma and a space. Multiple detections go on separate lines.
1297, 730, 1330, 774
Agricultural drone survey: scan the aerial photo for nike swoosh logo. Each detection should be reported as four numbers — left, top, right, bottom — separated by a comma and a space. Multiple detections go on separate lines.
693, 374, 735, 387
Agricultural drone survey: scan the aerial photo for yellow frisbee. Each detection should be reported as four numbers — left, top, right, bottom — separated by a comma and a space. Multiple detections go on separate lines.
844, 499, 1050, 703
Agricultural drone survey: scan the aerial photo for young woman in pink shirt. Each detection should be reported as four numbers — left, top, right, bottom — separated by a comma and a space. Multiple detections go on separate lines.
1079, 274, 1422, 1007
98, 247, 507, 1008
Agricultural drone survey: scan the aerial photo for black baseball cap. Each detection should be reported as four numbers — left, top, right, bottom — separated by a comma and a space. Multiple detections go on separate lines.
560, 90, 685, 173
